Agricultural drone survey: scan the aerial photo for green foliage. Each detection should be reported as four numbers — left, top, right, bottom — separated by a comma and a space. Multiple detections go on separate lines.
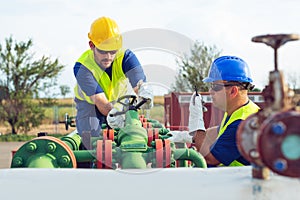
172, 41, 222, 92
60, 85, 71, 98
0, 133, 67, 142
43, 105, 75, 123
0, 36, 65, 134
14, 98, 46, 134
0, 134, 36, 142
252, 88, 261, 92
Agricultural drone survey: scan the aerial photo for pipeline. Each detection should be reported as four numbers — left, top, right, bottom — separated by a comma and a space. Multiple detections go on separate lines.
11, 95, 207, 169
173, 148, 207, 168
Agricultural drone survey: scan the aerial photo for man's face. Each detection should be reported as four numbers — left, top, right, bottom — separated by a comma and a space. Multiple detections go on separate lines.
89, 41, 120, 69
208, 81, 233, 111
93, 48, 118, 69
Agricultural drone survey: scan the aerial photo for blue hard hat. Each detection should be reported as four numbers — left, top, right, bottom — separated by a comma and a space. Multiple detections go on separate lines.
203, 56, 253, 83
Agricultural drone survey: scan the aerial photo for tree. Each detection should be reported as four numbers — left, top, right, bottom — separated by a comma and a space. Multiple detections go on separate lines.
60, 85, 71, 98
286, 71, 300, 91
171, 41, 222, 92
0, 36, 65, 134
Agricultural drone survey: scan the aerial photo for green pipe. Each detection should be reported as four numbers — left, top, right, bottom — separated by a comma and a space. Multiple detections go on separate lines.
91, 137, 102, 148
62, 131, 101, 151
171, 143, 188, 167
73, 150, 96, 163
121, 152, 147, 169
173, 149, 207, 168
146, 119, 164, 128
61, 132, 82, 151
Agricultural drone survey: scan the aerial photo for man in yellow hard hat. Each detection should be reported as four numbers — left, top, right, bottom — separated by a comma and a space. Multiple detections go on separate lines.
74, 16, 153, 137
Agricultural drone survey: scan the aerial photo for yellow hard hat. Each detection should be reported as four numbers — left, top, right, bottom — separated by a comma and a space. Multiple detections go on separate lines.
88, 16, 122, 51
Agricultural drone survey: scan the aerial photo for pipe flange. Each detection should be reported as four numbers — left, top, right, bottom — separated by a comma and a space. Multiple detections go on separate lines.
258, 111, 300, 177
11, 136, 77, 168
237, 114, 264, 166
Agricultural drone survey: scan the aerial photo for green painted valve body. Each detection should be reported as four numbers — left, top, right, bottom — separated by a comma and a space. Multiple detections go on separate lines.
117, 110, 148, 168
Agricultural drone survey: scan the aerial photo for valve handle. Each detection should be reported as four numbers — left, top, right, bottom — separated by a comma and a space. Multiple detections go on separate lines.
109, 95, 148, 117
252, 34, 299, 71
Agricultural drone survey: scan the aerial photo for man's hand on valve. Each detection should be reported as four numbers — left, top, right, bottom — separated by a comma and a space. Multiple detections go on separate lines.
106, 108, 125, 129
137, 80, 153, 109
168, 92, 206, 143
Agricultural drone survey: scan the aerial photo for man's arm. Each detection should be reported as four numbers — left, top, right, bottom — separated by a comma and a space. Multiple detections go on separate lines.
75, 63, 112, 115
90, 93, 113, 116
193, 126, 220, 166
122, 50, 146, 88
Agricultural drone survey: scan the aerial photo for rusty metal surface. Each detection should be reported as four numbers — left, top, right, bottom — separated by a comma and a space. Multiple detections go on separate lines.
252, 34, 300, 49
237, 33, 300, 179
258, 111, 300, 177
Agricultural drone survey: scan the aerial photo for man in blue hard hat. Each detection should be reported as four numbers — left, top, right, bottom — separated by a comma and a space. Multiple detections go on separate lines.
168, 56, 260, 167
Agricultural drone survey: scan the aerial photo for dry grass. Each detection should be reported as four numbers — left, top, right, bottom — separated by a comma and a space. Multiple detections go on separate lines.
154, 96, 164, 105
0, 123, 76, 136
47, 96, 164, 105
0, 96, 165, 135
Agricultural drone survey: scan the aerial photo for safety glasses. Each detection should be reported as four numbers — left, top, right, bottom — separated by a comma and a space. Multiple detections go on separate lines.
95, 48, 118, 55
210, 83, 237, 92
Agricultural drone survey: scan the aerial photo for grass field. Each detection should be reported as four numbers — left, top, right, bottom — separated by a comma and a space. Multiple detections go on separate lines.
0, 96, 165, 136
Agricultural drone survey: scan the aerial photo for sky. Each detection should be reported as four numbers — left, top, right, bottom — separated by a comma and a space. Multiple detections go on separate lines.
1, 0, 300, 97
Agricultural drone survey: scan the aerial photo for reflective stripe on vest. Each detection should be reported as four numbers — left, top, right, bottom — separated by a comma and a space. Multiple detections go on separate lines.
74, 49, 128, 104
218, 100, 260, 166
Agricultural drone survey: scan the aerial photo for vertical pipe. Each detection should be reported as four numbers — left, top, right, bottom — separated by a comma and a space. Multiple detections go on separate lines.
274, 47, 278, 71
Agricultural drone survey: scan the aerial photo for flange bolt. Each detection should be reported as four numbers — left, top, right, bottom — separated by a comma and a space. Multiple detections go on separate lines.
26, 142, 37, 152
271, 122, 286, 135
46, 142, 56, 153
59, 155, 71, 167
273, 158, 287, 171
12, 156, 23, 167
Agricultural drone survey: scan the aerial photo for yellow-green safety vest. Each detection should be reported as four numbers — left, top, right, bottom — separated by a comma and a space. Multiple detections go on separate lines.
218, 100, 260, 166
74, 49, 130, 104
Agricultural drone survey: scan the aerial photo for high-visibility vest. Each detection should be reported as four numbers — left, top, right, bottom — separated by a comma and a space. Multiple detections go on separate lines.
217, 100, 260, 166
74, 49, 130, 104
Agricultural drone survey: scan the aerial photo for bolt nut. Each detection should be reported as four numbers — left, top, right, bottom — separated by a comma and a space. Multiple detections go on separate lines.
273, 158, 287, 171
13, 156, 23, 167
249, 117, 259, 129
26, 142, 37, 152
46, 142, 56, 153
59, 155, 71, 167
271, 121, 286, 135
249, 150, 260, 159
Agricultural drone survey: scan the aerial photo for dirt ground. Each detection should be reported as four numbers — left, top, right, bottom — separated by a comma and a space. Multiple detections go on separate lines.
0, 142, 25, 168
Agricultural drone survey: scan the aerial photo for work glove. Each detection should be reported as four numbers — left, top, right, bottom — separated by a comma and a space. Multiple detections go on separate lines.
167, 131, 193, 143
106, 108, 125, 129
137, 80, 153, 109
188, 92, 206, 132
